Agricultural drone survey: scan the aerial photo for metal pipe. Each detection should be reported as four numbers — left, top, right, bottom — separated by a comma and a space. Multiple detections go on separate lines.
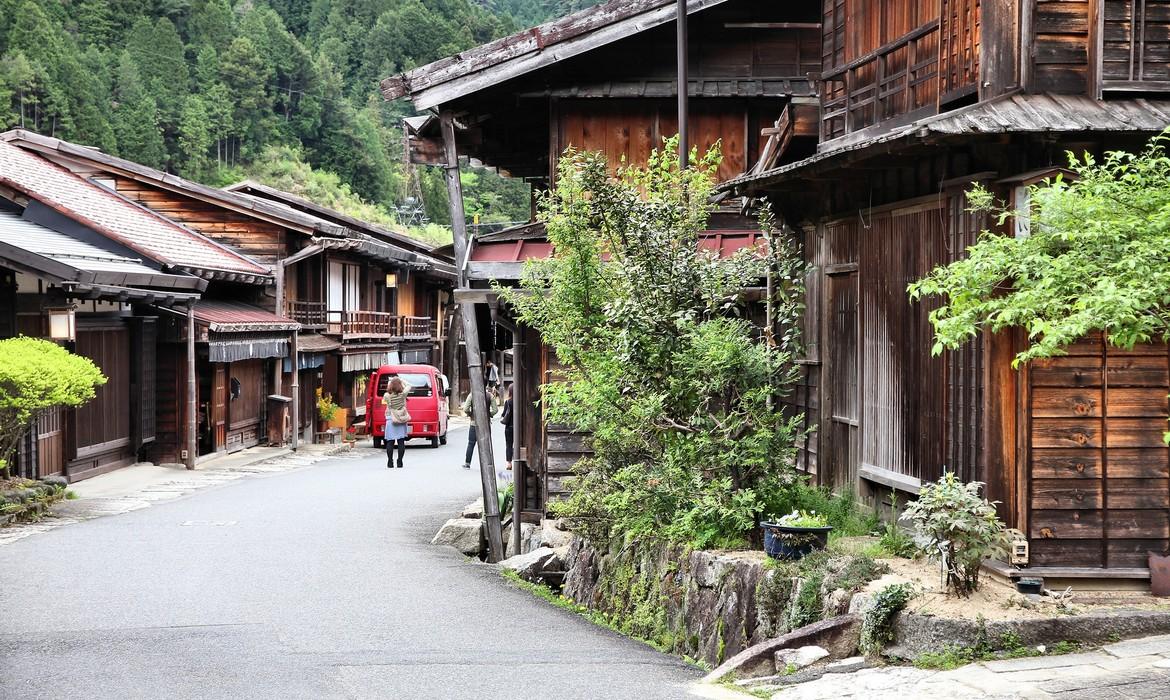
677, 0, 689, 168
185, 300, 197, 470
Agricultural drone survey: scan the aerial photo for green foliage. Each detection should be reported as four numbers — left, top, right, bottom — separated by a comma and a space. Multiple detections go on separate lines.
859, 583, 914, 655
239, 144, 450, 246
909, 131, 1170, 365
757, 551, 886, 637
772, 510, 830, 528
773, 482, 877, 538
0, 338, 106, 477
903, 474, 1007, 596
502, 141, 806, 548
877, 490, 916, 558
315, 388, 338, 423
0, 0, 535, 229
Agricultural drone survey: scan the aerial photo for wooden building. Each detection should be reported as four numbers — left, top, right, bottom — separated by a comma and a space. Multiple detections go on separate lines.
0, 140, 241, 479
721, 1, 1170, 580
382, 0, 820, 520
3, 131, 456, 442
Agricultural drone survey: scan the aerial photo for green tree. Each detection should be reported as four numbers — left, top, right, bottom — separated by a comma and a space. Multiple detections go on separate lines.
126, 17, 188, 130
177, 94, 211, 179
909, 131, 1170, 364
0, 51, 37, 129
0, 337, 106, 479
187, 0, 234, 51
502, 141, 806, 548
219, 36, 273, 159
111, 51, 166, 168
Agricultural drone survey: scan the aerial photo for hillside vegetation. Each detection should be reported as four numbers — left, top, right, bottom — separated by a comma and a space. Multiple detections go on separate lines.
0, 0, 577, 244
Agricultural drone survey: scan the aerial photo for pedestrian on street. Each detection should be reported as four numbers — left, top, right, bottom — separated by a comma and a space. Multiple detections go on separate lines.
461, 388, 497, 470
382, 376, 411, 469
484, 359, 499, 392
500, 382, 514, 466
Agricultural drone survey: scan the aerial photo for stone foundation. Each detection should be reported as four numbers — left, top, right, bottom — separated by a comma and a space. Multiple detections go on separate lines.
563, 538, 770, 667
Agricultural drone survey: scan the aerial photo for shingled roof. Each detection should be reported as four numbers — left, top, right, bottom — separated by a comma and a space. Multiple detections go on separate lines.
0, 141, 269, 278
380, 0, 732, 109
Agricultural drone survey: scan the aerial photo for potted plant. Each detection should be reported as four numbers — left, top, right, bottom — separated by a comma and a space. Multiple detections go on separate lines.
761, 510, 833, 560
316, 388, 338, 435
343, 426, 358, 448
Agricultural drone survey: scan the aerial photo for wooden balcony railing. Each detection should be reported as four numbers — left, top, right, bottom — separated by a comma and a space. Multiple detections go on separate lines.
820, 20, 942, 143
285, 300, 327, 328
399, 315, 432, 340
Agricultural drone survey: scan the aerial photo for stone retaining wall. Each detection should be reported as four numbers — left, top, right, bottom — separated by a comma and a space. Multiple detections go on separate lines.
562, 538, 770, 667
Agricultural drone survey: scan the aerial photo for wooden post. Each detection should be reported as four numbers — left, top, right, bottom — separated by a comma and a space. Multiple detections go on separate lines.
440, 110, 505, 563
291, 328, 299, 451
677, 0, 689, 168
185, 300, 197, 470
512, 332, 524, 556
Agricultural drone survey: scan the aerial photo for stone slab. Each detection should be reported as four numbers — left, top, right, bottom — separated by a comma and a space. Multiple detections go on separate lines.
1103, 634, 1170, 658
980, 651, 1112, 672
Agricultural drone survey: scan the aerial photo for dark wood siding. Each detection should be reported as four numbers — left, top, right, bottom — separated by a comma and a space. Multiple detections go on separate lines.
112, 177, 292, 265
1101, 0, 1170, 88
148, 343, 185, 465
69, 319, 134, 479
1030, 0, 1092, 93
812, 192, 985, 500
226, 359, 266, 451
1027, 335, 1170, 568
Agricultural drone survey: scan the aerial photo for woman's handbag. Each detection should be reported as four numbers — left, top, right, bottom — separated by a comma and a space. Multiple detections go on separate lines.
390, 405, 412, 425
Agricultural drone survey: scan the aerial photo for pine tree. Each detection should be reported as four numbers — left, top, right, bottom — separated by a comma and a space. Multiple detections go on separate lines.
111, 52, 166, 169
188, 0, 234, 52
177, 94, 211, 179
219, 36, 273, 159
0, 51, 36, 129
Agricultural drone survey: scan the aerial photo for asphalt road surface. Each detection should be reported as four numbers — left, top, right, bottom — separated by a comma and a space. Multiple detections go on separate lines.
0, 424, 701, 699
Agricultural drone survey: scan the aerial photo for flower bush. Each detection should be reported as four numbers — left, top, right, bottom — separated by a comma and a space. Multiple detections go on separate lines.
315, 388, 338, 424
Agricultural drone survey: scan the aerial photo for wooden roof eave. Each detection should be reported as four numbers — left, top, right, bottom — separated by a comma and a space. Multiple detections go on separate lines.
0, 130, 338, 238
381, 0, 733, 110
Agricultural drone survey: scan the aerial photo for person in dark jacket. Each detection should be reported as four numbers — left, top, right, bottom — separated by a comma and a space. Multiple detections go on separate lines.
500, 383, 514, 465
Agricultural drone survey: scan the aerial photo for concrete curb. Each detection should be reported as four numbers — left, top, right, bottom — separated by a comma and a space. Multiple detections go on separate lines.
888, 610, 1170, 661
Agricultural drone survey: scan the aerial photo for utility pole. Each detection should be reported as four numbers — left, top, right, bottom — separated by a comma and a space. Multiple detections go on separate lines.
677, 0, 689, 169
439, 110, 506, 563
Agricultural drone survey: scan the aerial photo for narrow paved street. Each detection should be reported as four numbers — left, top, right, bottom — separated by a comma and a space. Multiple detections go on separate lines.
0, 425, 701, 699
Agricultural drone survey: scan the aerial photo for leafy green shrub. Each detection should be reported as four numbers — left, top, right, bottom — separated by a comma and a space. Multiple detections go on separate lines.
504, 140, 806, 548
773, 482, 877, 537
903, 474, 1007, 596
772, 510, 829, 527
0, 338, 106, 478
908, 131, 1170, 365
859, 582, 914, 655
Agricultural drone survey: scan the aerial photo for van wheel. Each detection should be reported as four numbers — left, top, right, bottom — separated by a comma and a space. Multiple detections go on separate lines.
439, 433, 447, 445
430, 436, 440, 448
372, 437, 383, 449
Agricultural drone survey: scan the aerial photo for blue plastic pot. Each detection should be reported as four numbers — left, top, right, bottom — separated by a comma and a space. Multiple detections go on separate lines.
761, 523, 833, 560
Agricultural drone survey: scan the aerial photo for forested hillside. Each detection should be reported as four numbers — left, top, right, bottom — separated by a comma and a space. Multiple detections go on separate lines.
0, 0, 584, 243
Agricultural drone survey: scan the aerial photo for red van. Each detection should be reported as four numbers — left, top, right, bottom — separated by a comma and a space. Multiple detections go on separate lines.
365, 364, 450, 448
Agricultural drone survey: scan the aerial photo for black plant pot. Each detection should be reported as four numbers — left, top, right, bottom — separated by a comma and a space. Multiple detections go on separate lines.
761, 523, 833, 560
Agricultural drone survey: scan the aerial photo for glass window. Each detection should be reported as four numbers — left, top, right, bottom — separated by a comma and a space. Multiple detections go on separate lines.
377, 372, 433, 397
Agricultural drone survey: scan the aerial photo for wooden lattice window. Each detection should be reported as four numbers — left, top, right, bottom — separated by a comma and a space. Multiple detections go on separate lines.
1100, 0, 1170, 90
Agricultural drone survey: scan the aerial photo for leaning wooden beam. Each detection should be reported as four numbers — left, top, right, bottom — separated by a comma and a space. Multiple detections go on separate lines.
512, 331, 525, 556
440, 110, 505, 563
291, 328, 299, 452
185, 300, 197, 470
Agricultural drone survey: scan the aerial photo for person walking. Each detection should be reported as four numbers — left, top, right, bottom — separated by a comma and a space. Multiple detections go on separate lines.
382, 376, 411, 469
484, 359, 499, 393
500, 383, 514, 465
461, 388, 497, 470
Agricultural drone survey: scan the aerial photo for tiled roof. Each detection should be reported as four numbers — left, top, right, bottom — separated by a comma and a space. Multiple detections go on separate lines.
469, 226, 760, 263
192, 300, 299, 332
722, 94, 1170, 193
0, 141, 269, 276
